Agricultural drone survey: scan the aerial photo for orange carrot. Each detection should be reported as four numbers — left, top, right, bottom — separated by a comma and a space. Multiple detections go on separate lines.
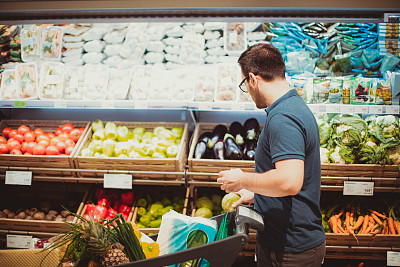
337, 218, 346, 233
360, 215, 369, 234
351, 216, 364, 231
350, 212, 354, 227
364, 223, 376, 234
345, 212, 350, 233
394, 220, 400, 235
330, 216, 338, 233
336, 209, 344, 218
383, 220, 388, 234
369, 209, 386, 219
371, 213, 383, 225
388, 218, 396, 235
370, 228, 381, 235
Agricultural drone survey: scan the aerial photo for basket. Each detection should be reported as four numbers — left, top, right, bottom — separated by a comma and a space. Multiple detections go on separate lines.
188, 123, 256, 181
0, 120, 90, 177
74, 121, 188, 180
0, 248, 62, 267
189, 186, 226, 219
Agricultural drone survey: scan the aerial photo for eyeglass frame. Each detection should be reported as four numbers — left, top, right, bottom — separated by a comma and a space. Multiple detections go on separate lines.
239, 76, 249, 93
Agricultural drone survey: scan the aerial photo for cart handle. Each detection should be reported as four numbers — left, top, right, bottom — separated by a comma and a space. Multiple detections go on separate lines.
235, 205, 264, 235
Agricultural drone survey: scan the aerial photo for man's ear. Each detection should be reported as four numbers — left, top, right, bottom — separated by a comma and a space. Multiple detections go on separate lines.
249, 73, 258, 87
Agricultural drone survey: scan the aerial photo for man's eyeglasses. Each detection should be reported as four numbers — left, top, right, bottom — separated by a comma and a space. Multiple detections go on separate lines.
239, 76, 249, 93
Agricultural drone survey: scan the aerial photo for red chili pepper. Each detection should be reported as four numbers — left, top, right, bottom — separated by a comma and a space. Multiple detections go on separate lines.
118, 204, 131, 216
120, 192, 134, 206
98, 198, 110, 208
113, 199, 121, 211
93, 205, 107, 218
86, 203, 96, 215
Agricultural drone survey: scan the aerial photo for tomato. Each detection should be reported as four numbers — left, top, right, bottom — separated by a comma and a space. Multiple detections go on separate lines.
10, 149, 22, 155
46, 132, 55, 139
46, 145, 60, 155
36, 135, 50, 143
7, 138, 16, 144
56, 142, 66, 153
38, 140, 49, 148
55, 127, 63, 136
0, 136, 6, 144
65, 139, 76, 148
57, 133, 69, 142
69, 129, 81, 142
26, 142, 36, 154
24, 132, 35, 143
7, 140, 21, 151
21, 142, 29, 153
33, 128, 44, 137
62, 123, 74, 134
79, 127, 85, 133
17, 125, 30, 136
65, 146, 74, 156
0, 144, 8, 154
33, 144, 45, 155
50, 138, 60, 147
24, 152, 32, 155
2, 127, 12, 138
9, 130, 18, 139
14, 133, 24, 144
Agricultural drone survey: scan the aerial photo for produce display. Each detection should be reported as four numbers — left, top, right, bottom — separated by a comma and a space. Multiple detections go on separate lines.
0, 25, 21, 66
80, 120, 183, 159
318, 114, 400, 165
193, 193, 239, 218
38, 61, 64, 99
0, 123, 84, 155
194, 118, 260, 160
21, 26, 41, 62
15, 62, 38, 99
41, 26, 63, 61
0, 69, 18, 99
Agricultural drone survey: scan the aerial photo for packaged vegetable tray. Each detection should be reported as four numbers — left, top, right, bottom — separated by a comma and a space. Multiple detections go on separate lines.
41, 26, 63, 61
193, 65, 217, 102
0, 69, 18, 100
39, 61, 64, 100
224, 22, 247, 56
214, 64, 239, 102
83, 64, 109, 100
15, 62, 38, 99
21, 26, 41, 62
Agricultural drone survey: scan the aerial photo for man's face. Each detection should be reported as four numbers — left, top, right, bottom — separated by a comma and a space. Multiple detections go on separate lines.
241, 73, 267, 109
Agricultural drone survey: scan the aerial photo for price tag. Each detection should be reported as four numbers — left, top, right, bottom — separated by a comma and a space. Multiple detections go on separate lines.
54, 100, 67, 109
14, 101, 26, 108
104, 174, 132, 189
340, 105, 354, 113
7, 235, 32, 249
135, 101, 148, 109
101, 101, 114, 109
343, 181, 374, 196
369, 106, 383, 114
353, 106, 369, 114
388, 251, 400, 266
386, 106, 400, 114
308, 104, 319, 113
5, 171, 32, 186
326, 105, 340, 113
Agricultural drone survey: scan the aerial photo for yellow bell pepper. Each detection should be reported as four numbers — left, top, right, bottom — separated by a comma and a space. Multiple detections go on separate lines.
141, 242, 160, 259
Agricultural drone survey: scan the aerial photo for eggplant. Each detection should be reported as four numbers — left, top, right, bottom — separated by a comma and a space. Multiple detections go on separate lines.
207, 124, 227, 149
224, 134, 243, 160
194, 141, 207, 159
229, 121, 246, 148
213, 139, 225, 160
198, 132, 212, 144
244, 118, 260, 140
244, 138, 257, 160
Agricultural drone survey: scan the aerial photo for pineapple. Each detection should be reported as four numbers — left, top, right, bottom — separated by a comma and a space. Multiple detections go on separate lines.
100, 244, 130, 266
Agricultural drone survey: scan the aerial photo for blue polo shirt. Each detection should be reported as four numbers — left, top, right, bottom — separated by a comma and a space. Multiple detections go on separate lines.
254, 89, 325, 253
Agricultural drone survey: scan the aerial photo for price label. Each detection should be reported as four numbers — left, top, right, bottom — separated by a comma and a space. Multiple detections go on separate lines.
343, 181, 374, 196
5, 171, 32, 186
353, 106, 369, 114
386, 106, 400, 114
369, 106, 383, 114
7, 235, 32, 249
135, 101, 148, 109
198, 102, 212, 110
308, 104, 319, 113
326, 105, 340, 113
104, 174, 132, 189
54, 100, 67, 109
101, 101, 114, 109
14, 101, 26, 108
340, 105, 354, 113
388, 251, 400, 266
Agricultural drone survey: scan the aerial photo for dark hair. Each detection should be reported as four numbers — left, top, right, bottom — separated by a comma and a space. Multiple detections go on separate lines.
238, 44, 286, 82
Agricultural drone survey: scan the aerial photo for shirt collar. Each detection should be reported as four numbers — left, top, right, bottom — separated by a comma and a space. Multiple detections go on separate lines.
265, 89, 298, 115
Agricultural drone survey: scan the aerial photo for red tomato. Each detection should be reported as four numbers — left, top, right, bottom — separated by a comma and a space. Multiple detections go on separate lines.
65, 139, 75, 148
21, 142, 29, 153
10, 149, 22, 155
69, 129, 81, 142
7, 140, 21, 151
9, 130, 18, 139
24, 132, 35, 143
36, 135, 50, 143
62, 123, 74, 134
7, 138, 16, 144
2, 127, 12, 138
0, 136, 6, 144
17, 125, 30, 136
46, 132, 55, 139
26, 142, 36, 154
24, 152, 32, 155
33, 128, 44, 137
46, 145, 60, 155
56, 142, 66, 153
14, 133, 24, 144
55, 127, 62, 136
65, 146, 74, 156
50, 138, 61, 147
79, 127, 85, 133
57, 133, 69, 142
0, 144, 8, 154
38, 140, 49, 148
33, 144, 45, 155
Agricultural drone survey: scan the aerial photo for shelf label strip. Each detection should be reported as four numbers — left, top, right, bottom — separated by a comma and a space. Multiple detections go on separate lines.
343, 181, 374, 196
7, 235, 32, 249
5, 171, 32, 186
104, 174, 132, 189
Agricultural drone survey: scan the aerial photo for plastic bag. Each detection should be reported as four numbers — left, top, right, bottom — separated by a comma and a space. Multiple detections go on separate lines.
380, 53, 400, 73
312, 78, 330, 103
83, 40, 105, 53
328, 78, 343, 104
334, 54, 351, 73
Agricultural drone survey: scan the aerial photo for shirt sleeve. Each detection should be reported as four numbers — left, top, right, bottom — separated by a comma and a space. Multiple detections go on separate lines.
267, 113, 305, 164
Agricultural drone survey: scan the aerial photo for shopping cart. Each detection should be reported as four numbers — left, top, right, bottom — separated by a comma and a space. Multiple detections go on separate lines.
119, 205, 264, 267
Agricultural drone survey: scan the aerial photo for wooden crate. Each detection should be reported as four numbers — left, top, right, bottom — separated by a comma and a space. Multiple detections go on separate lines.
74, 121, 188, 180
189, 186, 226, 218
0, 120, 90, 177
326, 233, 400, 247
321, 164, 400, 179
188, 123, 256, 181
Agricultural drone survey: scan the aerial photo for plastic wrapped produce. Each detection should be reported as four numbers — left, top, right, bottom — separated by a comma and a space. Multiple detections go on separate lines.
62, 24, 89, 36
62, 48, 83, 58
169, 68, 194, 101
120, 32, 148, 63
206, 46, 226, 56
179, 33, 205, 65
194, 65, 217, 102
328, 77, 343, 104
15, 62, 38, 99
165, 54, 180, 63
147, 25, 166, 41
164, 45, 180, 55
83, 40, 105, 53
247, 31, 267, 41
62, 55, 82, 63
63, 65, 84, 100
106, 68, 132, 100
63, 41, 84, 50
148, 69, 171, 100
109, 23, 129, 30
204, 22, 224, 31
224, 23, 247, 56
127, 23, 148, 33
21, 26, 41, 62
183, 23, 204, 33
144, 52, 164, 64
41, 26, 63, 61
64, 58, 84, 66
63, 34, 83, 43
103, 55, 123, 68
204, 30, 222, 40
81, 26, 108, 41
166, 26, 185, 38
128, 65, 152, 100
205, 38, 224, 49
83, 64, 109, 100
39, 62, 64, 99
147, 41, 165, 53
103, 29, 126, 44
104, 44, 122, 56
312, 78, 330, 104
163, 37, 182, 46
215, 64, 238, 101
0, 69, 18, 100
204, 55, 220, 64
82, 52, 105, 64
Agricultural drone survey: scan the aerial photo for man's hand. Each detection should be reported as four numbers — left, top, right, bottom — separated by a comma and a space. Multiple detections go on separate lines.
231, 189, 254, 209
217, 168, 244, 193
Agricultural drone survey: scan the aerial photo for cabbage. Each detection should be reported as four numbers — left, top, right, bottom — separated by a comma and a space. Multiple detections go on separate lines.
375, 115, 400, 144
331, 114, 366, 148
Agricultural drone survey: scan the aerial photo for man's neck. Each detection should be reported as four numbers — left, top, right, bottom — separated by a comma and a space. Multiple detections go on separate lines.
262, 79, 291, 107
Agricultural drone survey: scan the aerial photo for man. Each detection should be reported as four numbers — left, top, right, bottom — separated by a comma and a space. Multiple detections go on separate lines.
217, 44, 326, 267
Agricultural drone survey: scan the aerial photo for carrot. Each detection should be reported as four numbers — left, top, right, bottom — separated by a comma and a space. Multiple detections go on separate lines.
329, 216, 338, 233
335, 209, 344, 219
364, 223, 376, 234
370, 228, 381, 235
360, 215, 369, 234
350, 212, 354, 227
345, 212, 350, 233
337, 218, 346, 233
383, 220, 388, 234
351, 216, 364, 231
369, 209, 387, 219
388, 217, 396, 235
371, 213, 383, 225
395, 220, 400, 235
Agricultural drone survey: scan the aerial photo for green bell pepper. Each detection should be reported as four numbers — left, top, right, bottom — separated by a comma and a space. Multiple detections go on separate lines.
161, 205, 173, 216
139, 214, 153, 227
166, 144, 179, 158
105, 122, 118, 140
149, 203, 164, 217
138, 198, 147, 207
117, 126, 130, 142
149, 219, 162, 228
137, 207, 147, 216
102, 139, 116, 157
88, 140, 103, 154
93, 128, 105, 140
171, 127, 184, 139
161, 197, 172, 206
91, 120, 104, 132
